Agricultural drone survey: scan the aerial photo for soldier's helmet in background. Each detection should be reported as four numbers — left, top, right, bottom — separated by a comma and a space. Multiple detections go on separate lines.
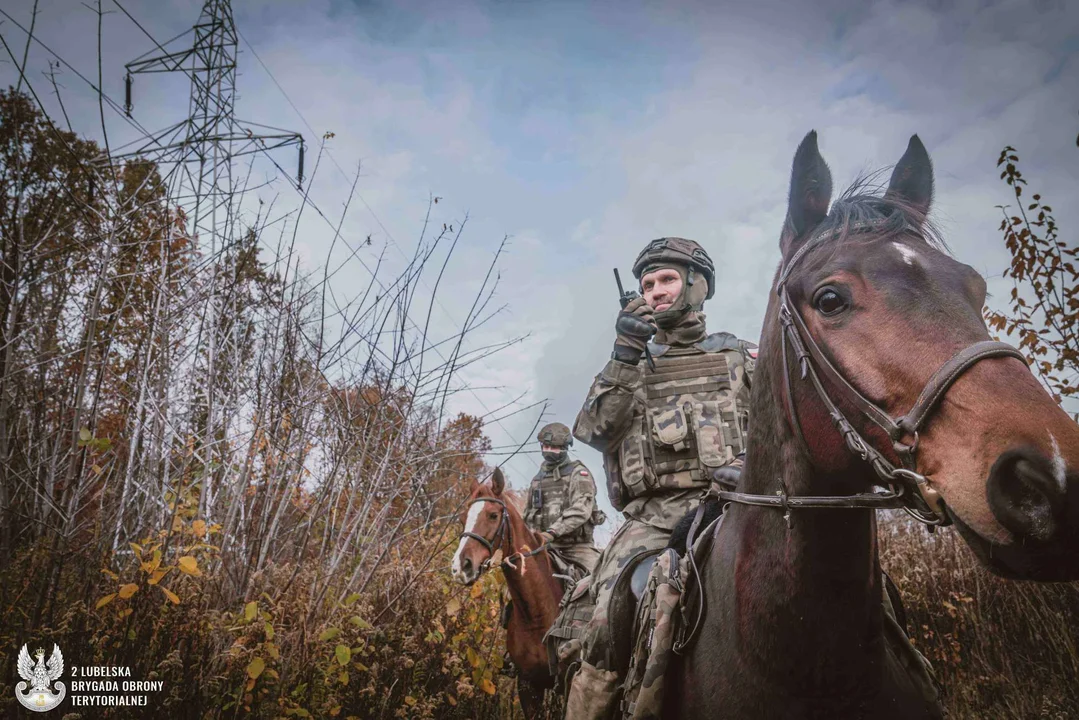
537, 422, 573, 448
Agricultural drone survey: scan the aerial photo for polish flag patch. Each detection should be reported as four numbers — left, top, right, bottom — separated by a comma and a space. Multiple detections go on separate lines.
580, 470, 590, 477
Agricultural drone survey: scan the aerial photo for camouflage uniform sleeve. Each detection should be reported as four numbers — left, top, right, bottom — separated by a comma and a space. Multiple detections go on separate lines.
546, 465, 597, 539
572, 359, 643, 453
729, 338, 758, 473
523, 477, 536, 518
740, 338, 758, 386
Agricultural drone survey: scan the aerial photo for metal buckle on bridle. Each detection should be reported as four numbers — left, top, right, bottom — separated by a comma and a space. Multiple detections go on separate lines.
888, 467, 948, 527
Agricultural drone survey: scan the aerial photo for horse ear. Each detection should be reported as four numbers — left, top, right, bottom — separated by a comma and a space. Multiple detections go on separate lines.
781, 131, 833, 260
491, 467, 505, 496
884, 135, 934, 220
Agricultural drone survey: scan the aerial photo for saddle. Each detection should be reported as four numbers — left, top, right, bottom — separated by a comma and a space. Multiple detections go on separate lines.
541, 548, 665, 700
619, 510, 723, 719
606, 549, 664, 675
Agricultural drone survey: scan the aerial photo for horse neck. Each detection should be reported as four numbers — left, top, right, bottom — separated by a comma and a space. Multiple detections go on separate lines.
499, 503, 562, 625
725, 293, 884, 681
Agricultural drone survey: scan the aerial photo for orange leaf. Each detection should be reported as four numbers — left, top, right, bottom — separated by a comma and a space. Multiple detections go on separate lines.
96, 593, 117, 609
178, 556, 202, 576
160, 586, 180, 604
118, 583, 139, 599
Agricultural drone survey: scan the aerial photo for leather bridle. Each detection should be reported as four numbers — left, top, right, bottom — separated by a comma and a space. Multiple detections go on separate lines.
458, 496, 548, 576
718, 218, 1028, 528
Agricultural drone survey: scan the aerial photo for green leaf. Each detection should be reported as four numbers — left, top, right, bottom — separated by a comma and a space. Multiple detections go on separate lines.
244, 601, 258, 622
79, 427, 92, 442
264, 622, 274, 640
348, 616, 372, 630
318, 627, 340, 642
247, 656, 265, 680
335, 644, 351, 666
343, 593, 361, 606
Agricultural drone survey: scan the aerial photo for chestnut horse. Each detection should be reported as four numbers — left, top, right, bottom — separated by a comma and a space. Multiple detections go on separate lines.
451, 467, 563, 719
666, 132, 1079, 718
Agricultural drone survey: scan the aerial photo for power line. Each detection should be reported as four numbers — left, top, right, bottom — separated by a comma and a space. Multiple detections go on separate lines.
232, 26, 545, 483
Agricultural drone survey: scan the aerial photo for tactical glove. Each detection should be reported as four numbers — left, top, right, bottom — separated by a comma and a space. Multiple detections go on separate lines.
613, 296, 656, 364
538, 531, 555, 545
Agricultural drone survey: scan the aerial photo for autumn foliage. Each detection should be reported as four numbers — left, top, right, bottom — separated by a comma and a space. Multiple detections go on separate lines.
0, 88, 517, 719
2, 86, 1078, 720
984, 146, 1078, 409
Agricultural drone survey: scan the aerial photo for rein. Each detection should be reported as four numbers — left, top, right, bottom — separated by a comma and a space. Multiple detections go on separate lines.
458, 496, 549, 576
719, 218, 1027, 528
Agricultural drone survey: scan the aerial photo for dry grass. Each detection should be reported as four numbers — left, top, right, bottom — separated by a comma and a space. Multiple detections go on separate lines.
879, 514, 1079, 719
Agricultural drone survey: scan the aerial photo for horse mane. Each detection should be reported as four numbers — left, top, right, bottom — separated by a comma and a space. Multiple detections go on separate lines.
472, 479, 525, 515
803, 170, 951, 266
501, 488, 525, 514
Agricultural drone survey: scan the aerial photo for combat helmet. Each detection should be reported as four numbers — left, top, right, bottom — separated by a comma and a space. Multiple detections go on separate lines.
537, 422, 573, 448
631, 237, 715, 301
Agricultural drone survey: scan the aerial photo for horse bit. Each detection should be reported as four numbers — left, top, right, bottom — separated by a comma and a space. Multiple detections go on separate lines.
717, 218, 1028, 528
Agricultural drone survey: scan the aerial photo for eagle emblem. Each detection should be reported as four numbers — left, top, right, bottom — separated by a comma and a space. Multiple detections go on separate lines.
15, 643, 66, 712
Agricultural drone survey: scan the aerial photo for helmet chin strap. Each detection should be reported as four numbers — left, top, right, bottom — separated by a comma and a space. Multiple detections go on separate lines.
648, 265, 708, 329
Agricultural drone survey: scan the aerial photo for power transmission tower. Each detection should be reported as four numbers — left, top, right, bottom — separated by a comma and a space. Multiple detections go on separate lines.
108, 0, 306, 524
114, 0, 305, 229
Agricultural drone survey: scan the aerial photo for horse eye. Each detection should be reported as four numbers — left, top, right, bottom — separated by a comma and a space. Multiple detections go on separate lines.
488, 512, 498, 520
813, 287, 848, 316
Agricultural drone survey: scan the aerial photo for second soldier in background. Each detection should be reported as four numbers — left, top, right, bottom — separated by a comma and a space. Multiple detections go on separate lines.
523, 422, 605, 576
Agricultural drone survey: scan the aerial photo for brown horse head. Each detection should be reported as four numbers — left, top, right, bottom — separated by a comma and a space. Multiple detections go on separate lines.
451, 467, 526, 585
776, 131, 1079, 581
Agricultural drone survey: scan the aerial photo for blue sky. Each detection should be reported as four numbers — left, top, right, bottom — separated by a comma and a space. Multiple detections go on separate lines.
3, 0, 1077, 544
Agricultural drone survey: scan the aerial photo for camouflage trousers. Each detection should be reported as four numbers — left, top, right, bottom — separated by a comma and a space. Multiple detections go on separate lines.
554, 543, 602, 576
579, 519, 671, 671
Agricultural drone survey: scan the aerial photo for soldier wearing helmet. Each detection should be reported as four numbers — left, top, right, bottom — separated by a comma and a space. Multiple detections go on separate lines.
564, 237, 757, 718
522, 422, 604, 575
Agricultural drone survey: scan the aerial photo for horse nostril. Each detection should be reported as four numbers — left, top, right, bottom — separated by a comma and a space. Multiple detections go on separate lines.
461, 557, 473, 574
988, 449, 1065, 542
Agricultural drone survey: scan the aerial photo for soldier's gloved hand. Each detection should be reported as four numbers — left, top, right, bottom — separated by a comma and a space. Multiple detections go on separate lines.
538, 531, 555, 545
613, 296, 656, 363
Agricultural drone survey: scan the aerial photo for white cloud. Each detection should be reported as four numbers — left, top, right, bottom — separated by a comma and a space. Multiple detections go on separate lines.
3, 0, 1075, 543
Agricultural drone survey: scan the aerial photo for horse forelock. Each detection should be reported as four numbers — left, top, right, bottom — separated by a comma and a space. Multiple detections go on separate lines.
468, 482, 524, 515
803, 172, 951, 266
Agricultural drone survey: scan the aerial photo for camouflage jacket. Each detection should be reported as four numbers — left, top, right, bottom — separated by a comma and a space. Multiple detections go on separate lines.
523, 458, 602, 546
573, 331, 756, 530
